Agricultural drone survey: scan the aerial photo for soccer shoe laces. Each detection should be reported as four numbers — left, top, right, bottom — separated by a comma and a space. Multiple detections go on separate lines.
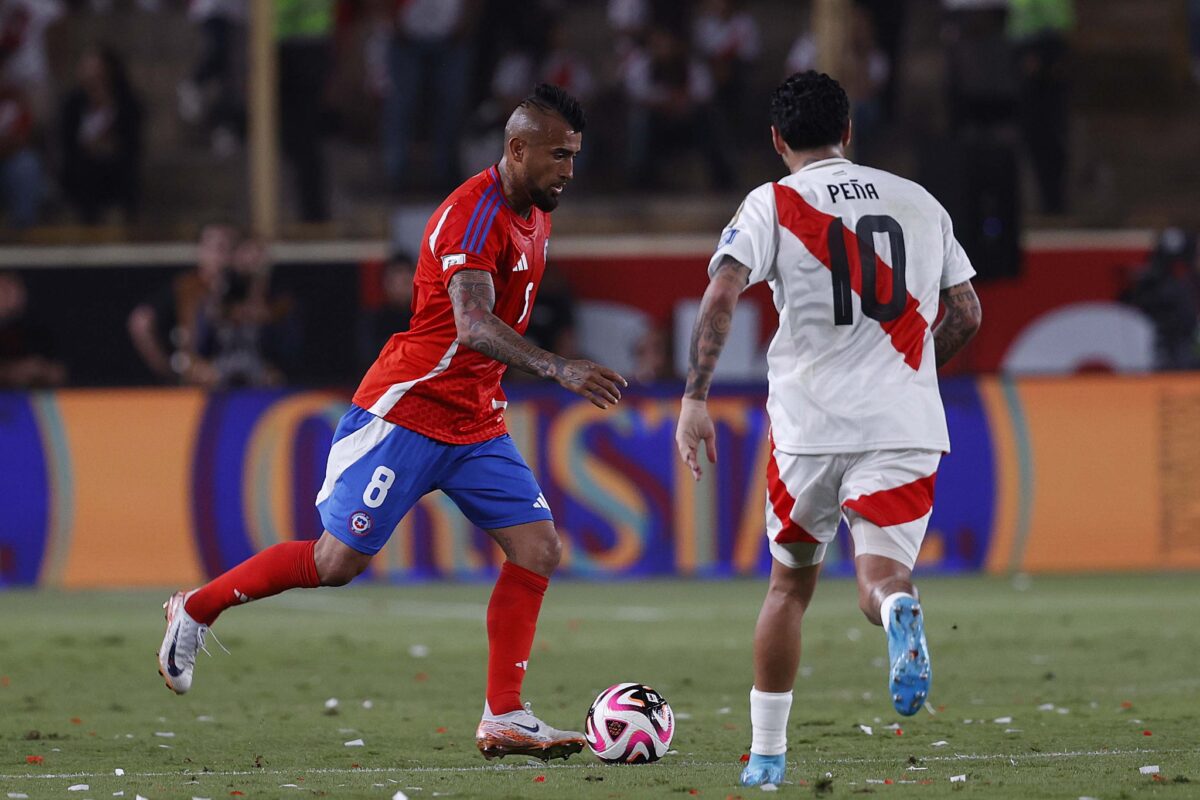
199, 626, 231, 657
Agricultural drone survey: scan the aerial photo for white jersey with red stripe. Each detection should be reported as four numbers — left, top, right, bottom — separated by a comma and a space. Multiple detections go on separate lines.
353, 166, 549, 444
709, 157, 975, 454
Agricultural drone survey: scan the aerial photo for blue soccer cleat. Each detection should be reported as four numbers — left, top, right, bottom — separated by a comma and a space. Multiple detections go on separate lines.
887, 596, 931, 716
740, 752, 786, 786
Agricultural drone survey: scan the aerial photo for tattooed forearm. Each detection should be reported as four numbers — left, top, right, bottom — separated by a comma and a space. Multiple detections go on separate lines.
684, 256, 750, 400
934, 280, 982, 367
448, 269, 565, 377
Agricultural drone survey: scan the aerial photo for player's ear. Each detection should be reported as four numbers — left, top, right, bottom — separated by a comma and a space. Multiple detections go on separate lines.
770, 125, 787, 157
508, 135, 526, 164
842, 120, 852, 150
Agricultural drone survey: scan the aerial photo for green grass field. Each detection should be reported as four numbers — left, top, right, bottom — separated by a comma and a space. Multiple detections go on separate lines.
2, 574, 1198, 799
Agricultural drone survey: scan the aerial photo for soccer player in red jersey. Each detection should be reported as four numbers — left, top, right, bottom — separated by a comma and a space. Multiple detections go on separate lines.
158, 84, 626, 762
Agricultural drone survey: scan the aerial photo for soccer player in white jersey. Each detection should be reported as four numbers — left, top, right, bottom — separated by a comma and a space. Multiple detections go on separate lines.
675, 71, 982, 787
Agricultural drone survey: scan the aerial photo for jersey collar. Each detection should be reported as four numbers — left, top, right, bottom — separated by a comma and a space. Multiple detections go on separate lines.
796, 157, 853, 173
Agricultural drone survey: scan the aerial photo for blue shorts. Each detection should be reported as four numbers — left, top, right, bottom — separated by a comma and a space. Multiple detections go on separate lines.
315, 405, 553, 555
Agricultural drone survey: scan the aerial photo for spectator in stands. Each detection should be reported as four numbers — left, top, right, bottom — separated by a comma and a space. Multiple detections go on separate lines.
786, 4, 889, 164
192, 233, 293, 387
0, 269, 65, 387
1007, 0, 1073, 214
58, 44, 143, 224
127, 222, 236, 385
693, 0, 760, 143
1191, 0, 1200, 84
177, 0, 245, 158
0, 0, 64, 125
278, 0, 332, 222
1123, 228, 1200, 370
623, 25, 734, 191
459, 47, 532, 177
540, 14, 594, 107
356, 249, 414, 373
857, 0, 906, 122
0, 82, 43, 227
381, 0, 470, 193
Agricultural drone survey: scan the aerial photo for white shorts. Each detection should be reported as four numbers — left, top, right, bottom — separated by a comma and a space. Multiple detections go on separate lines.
765, 446, 941, 569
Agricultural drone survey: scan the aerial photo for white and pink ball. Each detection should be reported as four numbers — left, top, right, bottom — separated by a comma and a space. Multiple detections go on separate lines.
584, 682, 675, 763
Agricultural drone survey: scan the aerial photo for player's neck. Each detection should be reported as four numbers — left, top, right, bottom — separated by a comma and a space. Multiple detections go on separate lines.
783, 145, 846, 174
496, 158, 533, 219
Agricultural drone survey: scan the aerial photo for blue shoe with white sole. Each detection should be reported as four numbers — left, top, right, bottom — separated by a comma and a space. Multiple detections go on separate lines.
740, 752, 786, 786
887, 596, 931, 716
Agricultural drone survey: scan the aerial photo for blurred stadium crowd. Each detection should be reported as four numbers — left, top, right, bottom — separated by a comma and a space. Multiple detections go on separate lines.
0, 0, 1199, 389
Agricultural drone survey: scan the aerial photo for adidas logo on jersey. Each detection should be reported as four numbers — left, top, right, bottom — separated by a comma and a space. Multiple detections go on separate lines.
512, 253, 530, 272
532, 493, 550, 511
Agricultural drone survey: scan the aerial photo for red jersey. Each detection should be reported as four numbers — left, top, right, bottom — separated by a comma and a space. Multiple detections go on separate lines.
353, 166, 550, 443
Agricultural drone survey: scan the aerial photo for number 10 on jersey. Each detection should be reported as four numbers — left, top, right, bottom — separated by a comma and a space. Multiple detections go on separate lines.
828, 214, 907, 325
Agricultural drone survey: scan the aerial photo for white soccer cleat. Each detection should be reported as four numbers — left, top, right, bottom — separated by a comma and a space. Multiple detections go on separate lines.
157, 590, 208, 694
475, 702, 586, 762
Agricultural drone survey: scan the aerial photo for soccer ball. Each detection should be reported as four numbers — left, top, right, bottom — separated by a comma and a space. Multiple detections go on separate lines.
584, 682, 674, 763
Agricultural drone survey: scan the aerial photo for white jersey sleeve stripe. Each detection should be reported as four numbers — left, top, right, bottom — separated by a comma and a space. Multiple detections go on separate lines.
366, 340, 459, 418
428, 204, 455, 256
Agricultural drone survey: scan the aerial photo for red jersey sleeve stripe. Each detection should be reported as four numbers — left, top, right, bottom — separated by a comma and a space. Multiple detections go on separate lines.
460, 184, 498, 251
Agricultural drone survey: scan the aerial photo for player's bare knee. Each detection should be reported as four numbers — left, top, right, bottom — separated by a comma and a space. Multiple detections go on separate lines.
530, 529, 562, 575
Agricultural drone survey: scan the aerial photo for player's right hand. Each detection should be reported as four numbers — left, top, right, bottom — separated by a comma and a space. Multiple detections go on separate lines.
556, 359, 627, 409
676, 398, 717, 481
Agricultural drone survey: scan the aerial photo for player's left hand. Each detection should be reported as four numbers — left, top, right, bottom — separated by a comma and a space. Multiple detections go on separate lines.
675, 398, 717, 481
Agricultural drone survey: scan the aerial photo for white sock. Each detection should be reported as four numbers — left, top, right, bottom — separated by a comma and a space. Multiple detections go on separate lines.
880, 591, 915, 634
749, 687, 792, 756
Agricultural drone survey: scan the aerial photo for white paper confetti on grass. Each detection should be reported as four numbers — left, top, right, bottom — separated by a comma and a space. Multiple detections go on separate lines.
931, 740, 949, 747
8, 793, 30, 799
1038, 703, 1055, 711
393, 792, 409, 800
196, 715, 215, 722
759, 784, 778, 792
1056, 707, 1070, 714
675, 712, 693, 720
325, 698, 339, 710
345, 738, 365, 747
155, 731, 176, 737
137, 795, 149, 800
950, 774, 967, 783
716, 707, 732, 715
362, 700, 374, 709
1005, 728, 1023, 734
67, 785, 89, 792
114, 768, 124, 776
858, 724, 873, 735
1139, 765, 1160, 775
993, 716, 1013, 724
1080, 796, 1100, 800
883, 723, 902, 730
113, 793, 124, 798
408, 644, 430, 658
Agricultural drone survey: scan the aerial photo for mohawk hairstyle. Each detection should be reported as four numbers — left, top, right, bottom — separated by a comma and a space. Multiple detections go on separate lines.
770, 71, 850, 151
521, 83, 586, 133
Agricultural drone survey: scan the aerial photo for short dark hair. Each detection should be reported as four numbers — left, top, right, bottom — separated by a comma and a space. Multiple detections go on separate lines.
770, 71, 849, 151
521, 83, 586, 133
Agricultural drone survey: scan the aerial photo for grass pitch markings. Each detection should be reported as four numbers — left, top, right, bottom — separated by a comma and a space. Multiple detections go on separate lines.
2, 747, 1188, 781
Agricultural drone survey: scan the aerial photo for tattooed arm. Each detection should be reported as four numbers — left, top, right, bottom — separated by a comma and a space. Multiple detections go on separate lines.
684, 256, 751, 399
675, 256, 751, 480
933, 280, 982, 368
448, 269, 626, 409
